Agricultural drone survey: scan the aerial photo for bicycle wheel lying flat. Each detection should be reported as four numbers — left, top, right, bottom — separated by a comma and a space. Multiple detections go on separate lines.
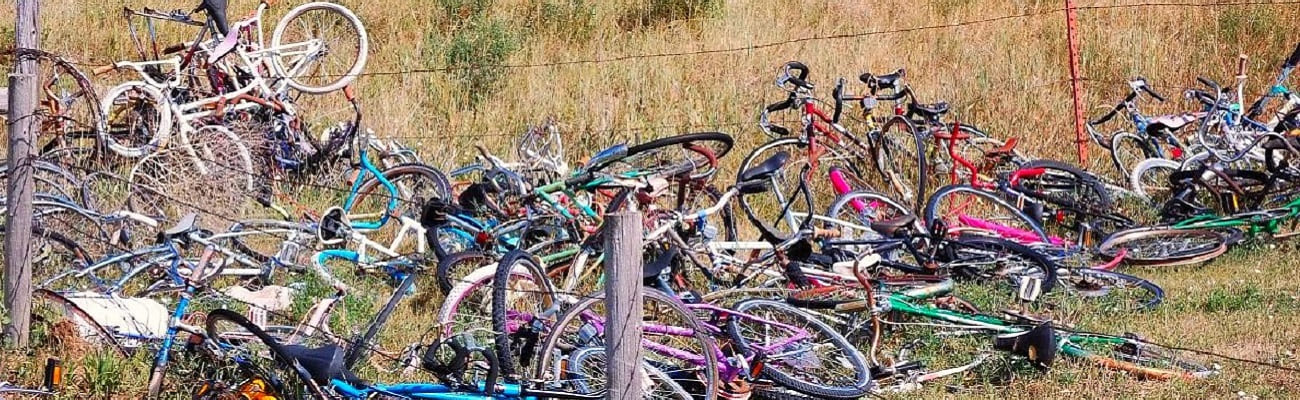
1057, 268, 1164, 311
727, 298, 872, 399
534, 289, 719, 400
1097, 228, 1226, 267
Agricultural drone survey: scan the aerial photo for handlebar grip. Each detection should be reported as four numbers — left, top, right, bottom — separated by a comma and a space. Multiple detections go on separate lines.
1197, 77, 1221, 92
765, 97, 794, 113
1287, 42, 1300, 69
784, 61, 809, 81
1089, 108, 1119, 126
783, 61, 812, 89
1237, 54, 1249, 76
92, 65, 116, 76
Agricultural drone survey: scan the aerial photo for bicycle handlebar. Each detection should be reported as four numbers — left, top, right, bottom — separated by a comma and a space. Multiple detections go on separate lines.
780, 61, 812, 90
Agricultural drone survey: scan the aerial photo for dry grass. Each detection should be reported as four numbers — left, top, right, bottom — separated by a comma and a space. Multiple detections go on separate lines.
3, 0, 1300, 398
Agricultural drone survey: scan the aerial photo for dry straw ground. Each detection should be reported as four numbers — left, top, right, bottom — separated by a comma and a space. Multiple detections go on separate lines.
3, 0, 1300, 398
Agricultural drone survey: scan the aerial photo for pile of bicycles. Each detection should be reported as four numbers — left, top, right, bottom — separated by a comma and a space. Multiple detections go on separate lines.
7, 2, 1300, 396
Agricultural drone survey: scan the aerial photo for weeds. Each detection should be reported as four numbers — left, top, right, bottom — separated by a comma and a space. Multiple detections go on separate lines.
619, 0, 723, 30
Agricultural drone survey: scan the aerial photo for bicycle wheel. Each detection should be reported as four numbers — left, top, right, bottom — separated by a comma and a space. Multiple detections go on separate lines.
599, 132, 735, 180
825, 189, 915, 240
7, 49, 105, 163
534, 289, 719, 400
1064, 333, 1216, 380
738, 137, 848, 242
185, 124, 256, 192
727, 298, 872, 399
127, 142, 242, 226
1057, 268, 1164, 311
491, 250, 560, 378
436, 250, 493, 295
99, 81, 171, 158
203, 309, 333, 398
1097, 228, 1226, 267
565, 346, 693, 399
1015, 159, 1117, 241
944, 235, 1058, 295
924, 184, 1050, 243
872, 116, 926, 207
353, 162, 452, 221
1130, 158, 1180, 203
271, 1, 369, 94
1109, 133, 1153, 180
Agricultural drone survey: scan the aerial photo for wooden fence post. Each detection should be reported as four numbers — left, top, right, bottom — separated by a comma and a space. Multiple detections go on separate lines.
603, 210, 643, 399
4, 0, 40, 348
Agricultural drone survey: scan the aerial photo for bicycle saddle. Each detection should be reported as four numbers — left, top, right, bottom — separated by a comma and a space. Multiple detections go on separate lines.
737, 151, 790, 191
1146, 113, 1199, 133
993, 321, 1057, 369
280, 343, 366, 386
870, 214, 917, 238
908, 101, 950, 119
862, 69, 904, 90
159, 213, 199, 241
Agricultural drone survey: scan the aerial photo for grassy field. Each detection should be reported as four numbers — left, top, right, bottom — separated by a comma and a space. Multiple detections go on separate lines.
3, 0, 1300, 398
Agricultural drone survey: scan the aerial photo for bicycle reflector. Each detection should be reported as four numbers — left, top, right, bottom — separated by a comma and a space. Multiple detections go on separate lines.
42, 357, 60, 390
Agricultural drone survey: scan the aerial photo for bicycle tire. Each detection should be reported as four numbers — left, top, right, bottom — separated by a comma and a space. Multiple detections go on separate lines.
533, 289, 720, 400
271, 1, 369, 94
924, 184, 1050, 243
1016, 159, 1114, 210
354, 162, 452, 220
1097, 227, 1226, 266
726, 298, 872, 399
98, 81, 171, 158
490, 250, 559, 378
737, 137, 840, 243
436, 250, 492, 295
1109, 133, 1154, 180
202, 309, 334, 398
1129, 158, 1180, 201
6, 49, 105, 160
946, 234, 1059, 294
1058, 268, 1164, 311
872, 116, 926, 208
605, 132, 735, 180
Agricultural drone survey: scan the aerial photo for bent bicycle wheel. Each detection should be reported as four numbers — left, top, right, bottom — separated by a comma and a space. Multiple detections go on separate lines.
1097, 228, 1226, 267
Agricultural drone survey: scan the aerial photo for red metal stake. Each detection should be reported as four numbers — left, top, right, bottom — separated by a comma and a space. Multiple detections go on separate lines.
1066, 0, 1088, 167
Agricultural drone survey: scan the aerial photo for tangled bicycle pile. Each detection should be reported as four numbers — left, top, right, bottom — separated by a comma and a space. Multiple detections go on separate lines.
6, 1, 1300, 398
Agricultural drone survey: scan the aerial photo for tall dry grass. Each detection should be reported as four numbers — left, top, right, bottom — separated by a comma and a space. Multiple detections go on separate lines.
3, 1, 1300, 398
5, 0, 1297, 174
